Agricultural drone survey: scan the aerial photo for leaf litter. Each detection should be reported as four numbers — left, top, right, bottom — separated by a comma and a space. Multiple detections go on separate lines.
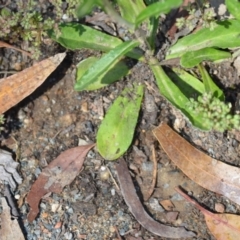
27, 143, 95, 222
153, 122, 240, 206
115, 158, 196, 238
0, 52, 66, 114
176, 187, 240, 240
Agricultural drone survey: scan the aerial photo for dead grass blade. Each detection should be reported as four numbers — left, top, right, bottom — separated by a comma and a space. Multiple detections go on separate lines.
153, 123, 240, 206
115, 158, 195, 238
26, 144, 95, 222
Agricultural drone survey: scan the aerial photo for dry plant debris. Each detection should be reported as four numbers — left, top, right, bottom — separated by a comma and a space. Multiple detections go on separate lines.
0, 197, 25, 240
0, 149, 22, 189
27, 144, 95, 222
0, 40, 31, 57
176, 187, 240, 240
153, 122, 240, 206
115, 158, 195, 238
0, 52, 66, 114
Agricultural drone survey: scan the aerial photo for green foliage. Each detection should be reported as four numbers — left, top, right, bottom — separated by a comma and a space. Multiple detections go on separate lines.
76, 57, 129, 91
167, 19, 240, 60
74, 41, 139, 91
188, 93, 240, 132
0, 0, 79, 58
48, 0, 240, 159
0, 115, 5, 131
97, 84, 144, 160
180, 48, 231, 68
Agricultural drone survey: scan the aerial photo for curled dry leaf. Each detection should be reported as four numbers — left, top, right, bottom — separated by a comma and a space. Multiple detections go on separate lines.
115, 158, 195, 238
0, 149, 22, 189
0, 52, 66, 114
0, 198, 25, 240
176, 187, 240, 240
153, 123, 240, 206
26, 144, 95, 222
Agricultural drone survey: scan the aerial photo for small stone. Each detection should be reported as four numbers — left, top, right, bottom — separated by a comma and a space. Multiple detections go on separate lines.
64, 232, 73, 239
81, 101, 88, 112
215, 203, 225, 213
46, 108, 51, 113
54, 222, 62, 229
58, 113, 76, 127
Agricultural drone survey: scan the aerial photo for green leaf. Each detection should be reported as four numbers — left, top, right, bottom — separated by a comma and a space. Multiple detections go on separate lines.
75, 56, 129, 90
116, 0, 146, 24
226, 0, 240, 20
167, 20, 240, 59
97, 84, 144, 160
169, 68, 205, 97
198, 64, 224, 100
48, 23, 143, 60
76, 0, 102, 18
180, 48, 231, 68
149, 57, 210, 130
135, 0, 182, 27
74, 41, 139, 91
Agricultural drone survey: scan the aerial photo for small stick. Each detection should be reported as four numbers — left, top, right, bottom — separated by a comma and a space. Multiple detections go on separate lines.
114, 226, 123, 240
145, 145, 158, 201
107, 166, 120, 191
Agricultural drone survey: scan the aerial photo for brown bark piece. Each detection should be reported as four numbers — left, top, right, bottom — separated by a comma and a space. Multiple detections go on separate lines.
153, 123, 240, 206
0, 198, 25, 240
115, 158, 195, 238
0, 52, 66, 114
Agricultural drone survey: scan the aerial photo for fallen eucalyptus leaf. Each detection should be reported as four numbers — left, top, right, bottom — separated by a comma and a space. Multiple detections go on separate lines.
27, 144, 95, 222
153, 123, 240, 206
115, 158, 196, 238
176, 187, 240, 240
0, 52, 66, 114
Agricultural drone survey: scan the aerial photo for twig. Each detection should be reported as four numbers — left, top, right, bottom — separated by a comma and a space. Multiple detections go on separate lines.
145, 145, 158, 201
107, 166, 120, 191
114, 226, 123, 240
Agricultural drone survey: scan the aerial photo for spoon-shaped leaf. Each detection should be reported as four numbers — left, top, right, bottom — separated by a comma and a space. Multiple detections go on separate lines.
149, 57, 211, 130
180, 47, 231, 68
74, 41, 139, 91
167, 20, 240, 59
49, 23, 143, 60
97, 84, 144, 160
75, 57, 129, 91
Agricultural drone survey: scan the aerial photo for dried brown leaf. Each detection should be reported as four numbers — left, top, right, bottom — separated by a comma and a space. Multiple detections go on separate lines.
0, 52, 66, 114
0, 197, 25, 240
153, 123, 240, 206
176, 187, 240, 240
26, 144, 95, 222
115, 158, 195, 238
